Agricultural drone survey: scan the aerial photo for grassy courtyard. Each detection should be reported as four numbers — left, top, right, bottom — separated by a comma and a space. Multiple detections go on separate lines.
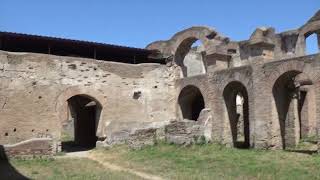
1, 143, 320, 179
1, 158, 140, 180
93, 143, 320, 180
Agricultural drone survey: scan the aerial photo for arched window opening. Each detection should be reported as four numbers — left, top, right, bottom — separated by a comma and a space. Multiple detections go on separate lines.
306, 33, 319, 55
61, 95, 101, 152
223, 82, 250, 148
178, 85, 205, 121
175, 39, 206, 77
272, 71, 314, 149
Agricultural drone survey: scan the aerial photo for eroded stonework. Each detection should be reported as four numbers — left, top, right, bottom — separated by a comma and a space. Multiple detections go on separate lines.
1, 10, 320, 157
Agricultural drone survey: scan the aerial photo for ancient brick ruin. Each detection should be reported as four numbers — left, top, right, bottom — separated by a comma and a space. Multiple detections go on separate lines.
1, 10, 320, 157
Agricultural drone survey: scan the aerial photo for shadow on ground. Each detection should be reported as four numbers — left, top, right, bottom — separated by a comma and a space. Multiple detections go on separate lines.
285, 149, 318, 155
61, 141, 95, 153
0, 145, 29, 180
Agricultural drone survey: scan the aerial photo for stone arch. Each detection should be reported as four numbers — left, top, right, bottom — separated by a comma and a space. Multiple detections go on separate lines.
271, 70, 315, 149
171, 26, 220, 54
55, 87, 107, 141
222, 81, 250, 148
178, 85, 205, 121
265, 61, 306, 88
147, 26, 229, 78
172, 27, 228, 77
262, 60, 320, 149
146, 26, 230, 78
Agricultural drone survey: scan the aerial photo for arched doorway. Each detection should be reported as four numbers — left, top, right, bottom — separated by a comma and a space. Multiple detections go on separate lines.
178, 85, 205, 121
272, 71, 314, 149
62, 95, 102, 151
223, 81, 250, 148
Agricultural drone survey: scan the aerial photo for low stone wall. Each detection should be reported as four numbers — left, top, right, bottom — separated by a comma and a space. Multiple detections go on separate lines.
1, 138, 53, 159
165, 109, 212, 145
127, 128, 157, 149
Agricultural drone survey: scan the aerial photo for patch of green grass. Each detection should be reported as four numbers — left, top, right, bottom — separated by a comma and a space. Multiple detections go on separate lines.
9, 157, 141, 180
5, 143, 320, 180
300, 135, 318, 143
94, 142, 320, 180
61, 132, 74, 142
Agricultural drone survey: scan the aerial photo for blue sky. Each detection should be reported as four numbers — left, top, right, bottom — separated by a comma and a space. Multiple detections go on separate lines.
0, 0, 319, 50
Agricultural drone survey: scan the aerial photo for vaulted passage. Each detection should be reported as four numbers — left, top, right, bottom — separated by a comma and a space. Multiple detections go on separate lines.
223, 81, 250, 148
272, 71, 314, 149
62, 95, 102, 151
178, 85, 205, 120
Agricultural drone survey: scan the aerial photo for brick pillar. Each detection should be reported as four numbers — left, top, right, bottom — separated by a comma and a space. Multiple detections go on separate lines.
251, 89, 270, 149
315, 82, 320, 152
285, 92, 300, 148
299, 90, 309, 138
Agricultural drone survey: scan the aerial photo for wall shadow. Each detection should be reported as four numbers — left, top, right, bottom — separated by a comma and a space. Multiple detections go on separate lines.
272, 71, 302, 149
178, 85, 205, 120
61, 141, 95, 153
285, 149, 317, 155
0, 145, 29, 180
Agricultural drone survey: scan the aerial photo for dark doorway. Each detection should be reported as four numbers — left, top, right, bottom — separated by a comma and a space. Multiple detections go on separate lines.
62, 95, 101, 152
272, 71, 310, 149
178, 85, 205, 120
223, 81, 250, 148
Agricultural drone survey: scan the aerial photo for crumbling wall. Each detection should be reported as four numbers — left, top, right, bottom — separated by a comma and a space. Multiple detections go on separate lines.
0, 50, 175, 154
1, 10, 320, 156
165, 108, 212, 145
146, 10, 320, 151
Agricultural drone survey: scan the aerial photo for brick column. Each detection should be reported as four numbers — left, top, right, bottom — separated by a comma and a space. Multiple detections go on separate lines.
250, 63, 271, 149
285, 92, 300, 148
315, 83, 320, 152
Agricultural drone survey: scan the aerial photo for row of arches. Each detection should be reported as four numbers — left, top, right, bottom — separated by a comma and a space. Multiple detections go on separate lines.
175, 33, 319, 78
171, 23, 320, 78
57, 71, 316, 151
178, 83, 250, 148
178, 70, 316, 149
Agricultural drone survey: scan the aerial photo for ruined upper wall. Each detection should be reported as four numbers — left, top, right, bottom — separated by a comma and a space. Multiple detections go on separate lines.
147, 10, 320, 75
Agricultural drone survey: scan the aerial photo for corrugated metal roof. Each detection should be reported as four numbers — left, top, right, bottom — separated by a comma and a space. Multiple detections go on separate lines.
0, 31, 152, 53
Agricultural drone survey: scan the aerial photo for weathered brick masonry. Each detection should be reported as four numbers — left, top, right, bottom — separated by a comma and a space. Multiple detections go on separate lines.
0, 10, 320, 157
